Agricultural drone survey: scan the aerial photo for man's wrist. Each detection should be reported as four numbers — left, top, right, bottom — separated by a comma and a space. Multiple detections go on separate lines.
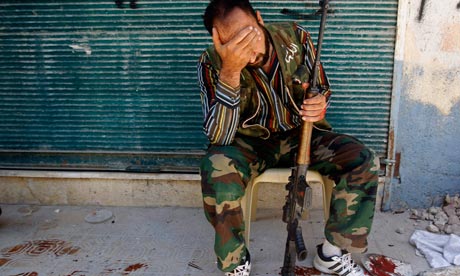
219, 68, 241, 89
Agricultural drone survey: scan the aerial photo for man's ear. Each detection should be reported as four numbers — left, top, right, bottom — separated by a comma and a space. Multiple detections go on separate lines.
256, 10, 264, 26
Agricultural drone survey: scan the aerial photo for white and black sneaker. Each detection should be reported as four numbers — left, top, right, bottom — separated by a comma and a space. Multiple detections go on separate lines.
224, 250, 251, 276
313, 244, 367, 276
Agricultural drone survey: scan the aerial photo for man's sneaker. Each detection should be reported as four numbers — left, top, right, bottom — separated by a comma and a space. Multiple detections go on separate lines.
313, 244, 367, 276
224, 251, 251, 276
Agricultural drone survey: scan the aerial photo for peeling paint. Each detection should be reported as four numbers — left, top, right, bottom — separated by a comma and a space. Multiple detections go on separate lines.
441, 24, 460, 52
69, 44, 92, 55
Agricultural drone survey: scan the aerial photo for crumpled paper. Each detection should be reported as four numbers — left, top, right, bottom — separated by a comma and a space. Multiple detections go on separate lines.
409, 230, 460, 268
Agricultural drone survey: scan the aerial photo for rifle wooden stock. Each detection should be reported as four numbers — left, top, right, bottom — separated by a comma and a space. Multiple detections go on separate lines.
297, 115, 314, 166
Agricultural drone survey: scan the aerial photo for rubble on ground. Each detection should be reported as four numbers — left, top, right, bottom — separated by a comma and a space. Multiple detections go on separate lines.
410, 194, 460, 235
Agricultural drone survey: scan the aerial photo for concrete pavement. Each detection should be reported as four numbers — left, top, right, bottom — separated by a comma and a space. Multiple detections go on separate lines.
0, 204, 438, 275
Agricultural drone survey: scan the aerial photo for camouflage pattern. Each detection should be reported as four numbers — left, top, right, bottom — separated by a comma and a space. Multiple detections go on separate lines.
200, 128, 379, 272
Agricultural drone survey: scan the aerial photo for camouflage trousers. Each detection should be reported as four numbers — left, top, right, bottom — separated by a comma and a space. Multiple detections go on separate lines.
200, 127, 379, 272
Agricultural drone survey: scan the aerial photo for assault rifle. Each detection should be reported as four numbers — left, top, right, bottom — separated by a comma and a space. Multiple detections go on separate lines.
281, 1, 330, 275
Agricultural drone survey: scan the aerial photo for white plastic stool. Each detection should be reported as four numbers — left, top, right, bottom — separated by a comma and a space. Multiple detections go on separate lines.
241, 168, 334, 246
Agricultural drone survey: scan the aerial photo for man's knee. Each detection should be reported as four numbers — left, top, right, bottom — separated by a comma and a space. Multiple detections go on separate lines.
200, 151, 240, 180
341, 137, 377, 173
200, 150, 246, 200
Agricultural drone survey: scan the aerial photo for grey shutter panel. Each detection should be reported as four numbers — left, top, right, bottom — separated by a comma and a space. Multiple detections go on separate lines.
0, 1, 397, 171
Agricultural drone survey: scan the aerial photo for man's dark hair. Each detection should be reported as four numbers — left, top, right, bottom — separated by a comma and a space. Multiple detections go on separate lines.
203, 0, 257, 34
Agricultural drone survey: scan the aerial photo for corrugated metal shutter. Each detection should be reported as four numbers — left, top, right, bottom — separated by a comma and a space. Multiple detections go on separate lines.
0, 0, 397, 171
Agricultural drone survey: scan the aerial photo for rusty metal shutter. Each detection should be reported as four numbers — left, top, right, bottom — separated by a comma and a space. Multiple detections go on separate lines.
0, 1, 397, 171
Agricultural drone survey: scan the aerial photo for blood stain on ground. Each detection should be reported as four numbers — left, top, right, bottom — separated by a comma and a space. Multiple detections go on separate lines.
0, 257, 11, 266
280, 266, 321, 276
368, 255, 396, 276
295, 266, 321, 276
11, 272, 38, 276
122, 263, 148, 274
3, 243, 26, 255
64, 271, 88, 276
1, 239, 80, 257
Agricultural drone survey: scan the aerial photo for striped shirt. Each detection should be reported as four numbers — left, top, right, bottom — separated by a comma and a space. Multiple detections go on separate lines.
197, 24, 331, 145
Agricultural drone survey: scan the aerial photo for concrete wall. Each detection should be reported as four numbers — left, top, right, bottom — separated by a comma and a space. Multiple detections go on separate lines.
0, 170, 338, 210
390, 0, 460, 208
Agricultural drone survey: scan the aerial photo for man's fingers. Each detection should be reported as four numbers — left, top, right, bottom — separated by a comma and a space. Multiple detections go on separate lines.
223, 26, 260, 55
237, 31, 259, 51
300, 107, 324, 114
300, 94, 327, 120
223, 27, 259, 62
232, 26, 259, 45
299, 106, 326, 122
301, 113, 325, 122
239, 27, 261, 46
214, 26, 258, 55
303, 94, 326, 105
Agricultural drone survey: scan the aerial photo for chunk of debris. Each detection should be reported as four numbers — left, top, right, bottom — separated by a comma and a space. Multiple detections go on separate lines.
426, 224, 440, 233
412, 194, 460, 235
396, 227, 405, 234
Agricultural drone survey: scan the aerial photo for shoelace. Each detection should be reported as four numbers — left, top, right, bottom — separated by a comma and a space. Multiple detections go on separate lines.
332, 253, 362, 274
224, 261, 250, 276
